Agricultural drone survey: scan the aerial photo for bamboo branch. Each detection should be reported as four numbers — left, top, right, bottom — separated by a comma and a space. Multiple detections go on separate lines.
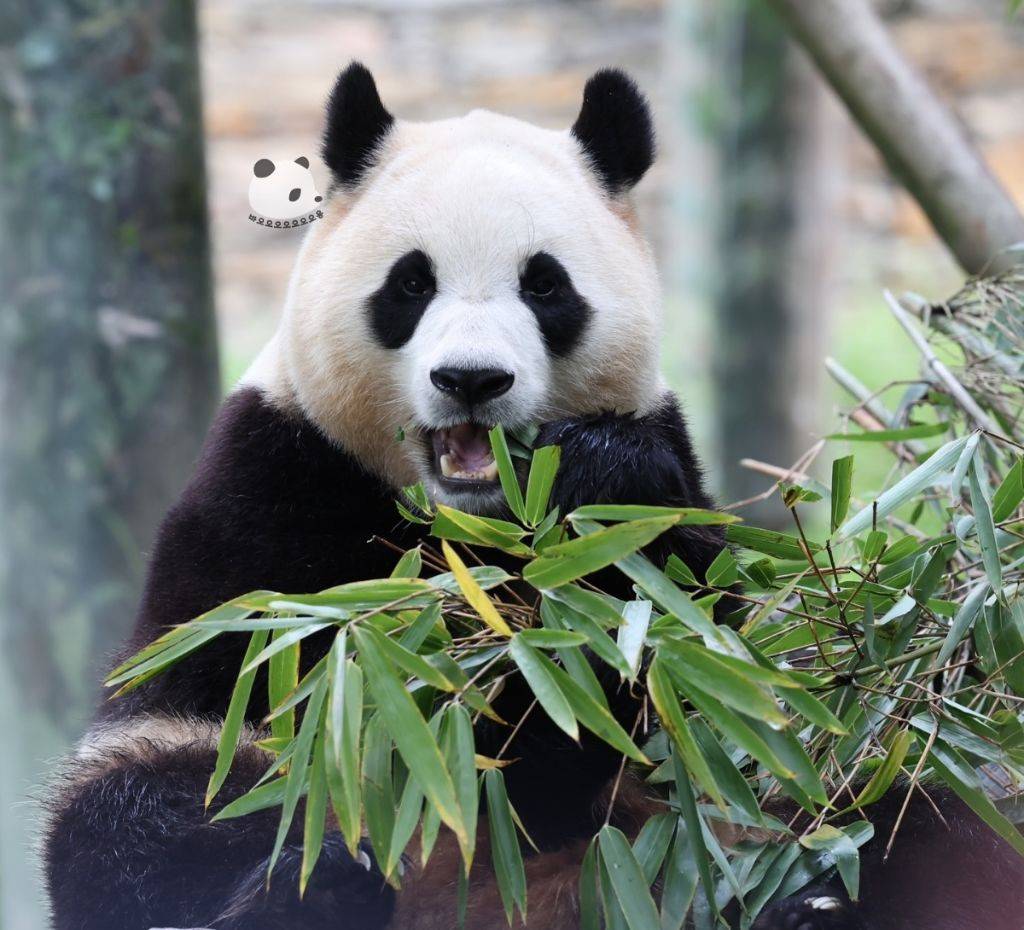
765, 0, 1024, 275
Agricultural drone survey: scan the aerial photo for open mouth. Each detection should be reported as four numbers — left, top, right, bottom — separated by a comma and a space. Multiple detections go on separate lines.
427, 423, 499, 486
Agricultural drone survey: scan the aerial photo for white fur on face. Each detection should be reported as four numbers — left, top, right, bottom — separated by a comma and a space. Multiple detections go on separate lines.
245, 109, 664, 503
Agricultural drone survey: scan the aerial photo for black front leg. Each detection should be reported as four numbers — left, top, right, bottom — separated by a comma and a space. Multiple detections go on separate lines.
44, 740, 394, 930
536, 394, 727, 587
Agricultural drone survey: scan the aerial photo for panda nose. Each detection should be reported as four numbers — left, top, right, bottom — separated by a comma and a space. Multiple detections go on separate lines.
430, 367, 515, 406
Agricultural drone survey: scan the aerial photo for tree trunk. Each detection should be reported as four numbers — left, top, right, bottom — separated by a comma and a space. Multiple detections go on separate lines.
766, 0, 1024, 275
0, 2, 219, 925
713, 2, 839, 524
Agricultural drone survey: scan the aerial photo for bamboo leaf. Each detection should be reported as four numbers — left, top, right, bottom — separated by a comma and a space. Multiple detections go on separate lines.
525, 445, 562, 526
992, 456, 1024, 522
509, 634, 578, 741
524, 516, 680, 590
568, 505, 738, 525
826, 422, 950, 442
485, 769, 527, 922
432, 504, 532, 556
727, 525, 821, 560
326, 649, 363, 856
598, 825, 662, 930
267, 676, 328, 882
835, 435, 970, 541
441, 540, 514, 636
618, 600, 652, 681
830, 455, 854, 534
969, 457, 1002, 592
300, 728, 329, 896
353, 625, 468, 852
488, 424, 527, 523
205, 628, 270, 807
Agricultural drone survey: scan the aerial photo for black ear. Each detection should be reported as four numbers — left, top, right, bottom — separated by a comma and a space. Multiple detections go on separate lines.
253, 158, 275, 178
322, 62, 395, 188
295, 156, 310, 169
571, 69, 655, 195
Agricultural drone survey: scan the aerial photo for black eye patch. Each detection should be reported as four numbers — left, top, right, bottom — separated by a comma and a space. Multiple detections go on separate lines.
369, 250, 436, 349
519, 252, 591, 357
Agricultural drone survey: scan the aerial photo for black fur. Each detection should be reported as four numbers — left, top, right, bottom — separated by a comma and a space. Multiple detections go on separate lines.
571, 68, 655, 195
368, 250, 437, 350
44, 743, 393, 930
322, 62, 395, 188
45, 387, 724, 928
519, 251, 592, 357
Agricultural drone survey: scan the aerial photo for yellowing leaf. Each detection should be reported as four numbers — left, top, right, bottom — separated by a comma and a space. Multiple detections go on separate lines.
442, 540, 513, 636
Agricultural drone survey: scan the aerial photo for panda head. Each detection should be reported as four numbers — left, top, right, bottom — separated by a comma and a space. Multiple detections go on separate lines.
248, 156, 323, 221
258, 62, 663, 513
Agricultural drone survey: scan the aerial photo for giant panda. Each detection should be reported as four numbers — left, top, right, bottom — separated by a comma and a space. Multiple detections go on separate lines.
42, 63, 1023, 930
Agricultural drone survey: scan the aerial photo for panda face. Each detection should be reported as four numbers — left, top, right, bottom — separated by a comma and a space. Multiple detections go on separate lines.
260, 67, 663, 513
248, 156, 323, 221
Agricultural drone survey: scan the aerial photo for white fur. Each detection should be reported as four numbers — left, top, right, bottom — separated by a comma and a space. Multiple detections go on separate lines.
242, 107, 664, 507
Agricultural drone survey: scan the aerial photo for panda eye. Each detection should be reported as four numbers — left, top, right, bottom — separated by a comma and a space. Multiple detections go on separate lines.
401, 276, 433, 298
523, 276, 558, 300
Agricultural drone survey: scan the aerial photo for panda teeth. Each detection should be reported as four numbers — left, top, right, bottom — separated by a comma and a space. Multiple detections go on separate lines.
439, 453, 499, 483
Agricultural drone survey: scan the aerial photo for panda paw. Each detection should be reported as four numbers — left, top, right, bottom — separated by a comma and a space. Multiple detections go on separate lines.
751, 890, 862, 930
219, 836, 394, 930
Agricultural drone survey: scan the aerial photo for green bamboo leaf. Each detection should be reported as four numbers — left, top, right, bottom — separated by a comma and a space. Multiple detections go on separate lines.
326, 648, 363, 855
544, 584, 627, 630
267, 676, 328, 882
799, 825, 861, 901
446, 705, 479, 868
398, 601, 444, 653
241, 623, 330, 675
488, 424, 527, 524
844, 730, 911, 812
300, 728, 329, 896
658, 641, 790, 728
524, 515, 680, 590
361, 713, 396, 868
568, 505, 738, 525
598, 826, 662, 930
727, 525, 821, 560
509, 634, 578, 740
544, 597, 631, 679
367, 626, 457, 691
648, 660, 725, 810
739, 571, 807, 636
992, 456, 1024, 522
105, 626, 221, 690
580, 839, 602, 930
210, 775, 287, 821
827, 422, 950, 442
518, 629, 589, 648
670, 752, 719, 924
485, 769, 527, 922
205, 628, 270, 807
386, 770, 424, 877
835, 435, 970, 541
969, 457, 1002, 592
937, 582, 989, 665
353, 625, 468, 852
390, 546, 423, 578
632, 813, 676, 885
548, 658, 648, 763
525, 445, 562, 526
659, 821, 699, 930
689, 718, 764, 825
268, 631, 300, 742
830, 455, 854, 534
539, 600, 608, 705
705, 548, 739, 588
266, 656, 328, 724
432, 504, 532, 556
664, 555, 699, 587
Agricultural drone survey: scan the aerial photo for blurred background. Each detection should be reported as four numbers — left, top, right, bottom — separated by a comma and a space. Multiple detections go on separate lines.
1, 0, 1022, 925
